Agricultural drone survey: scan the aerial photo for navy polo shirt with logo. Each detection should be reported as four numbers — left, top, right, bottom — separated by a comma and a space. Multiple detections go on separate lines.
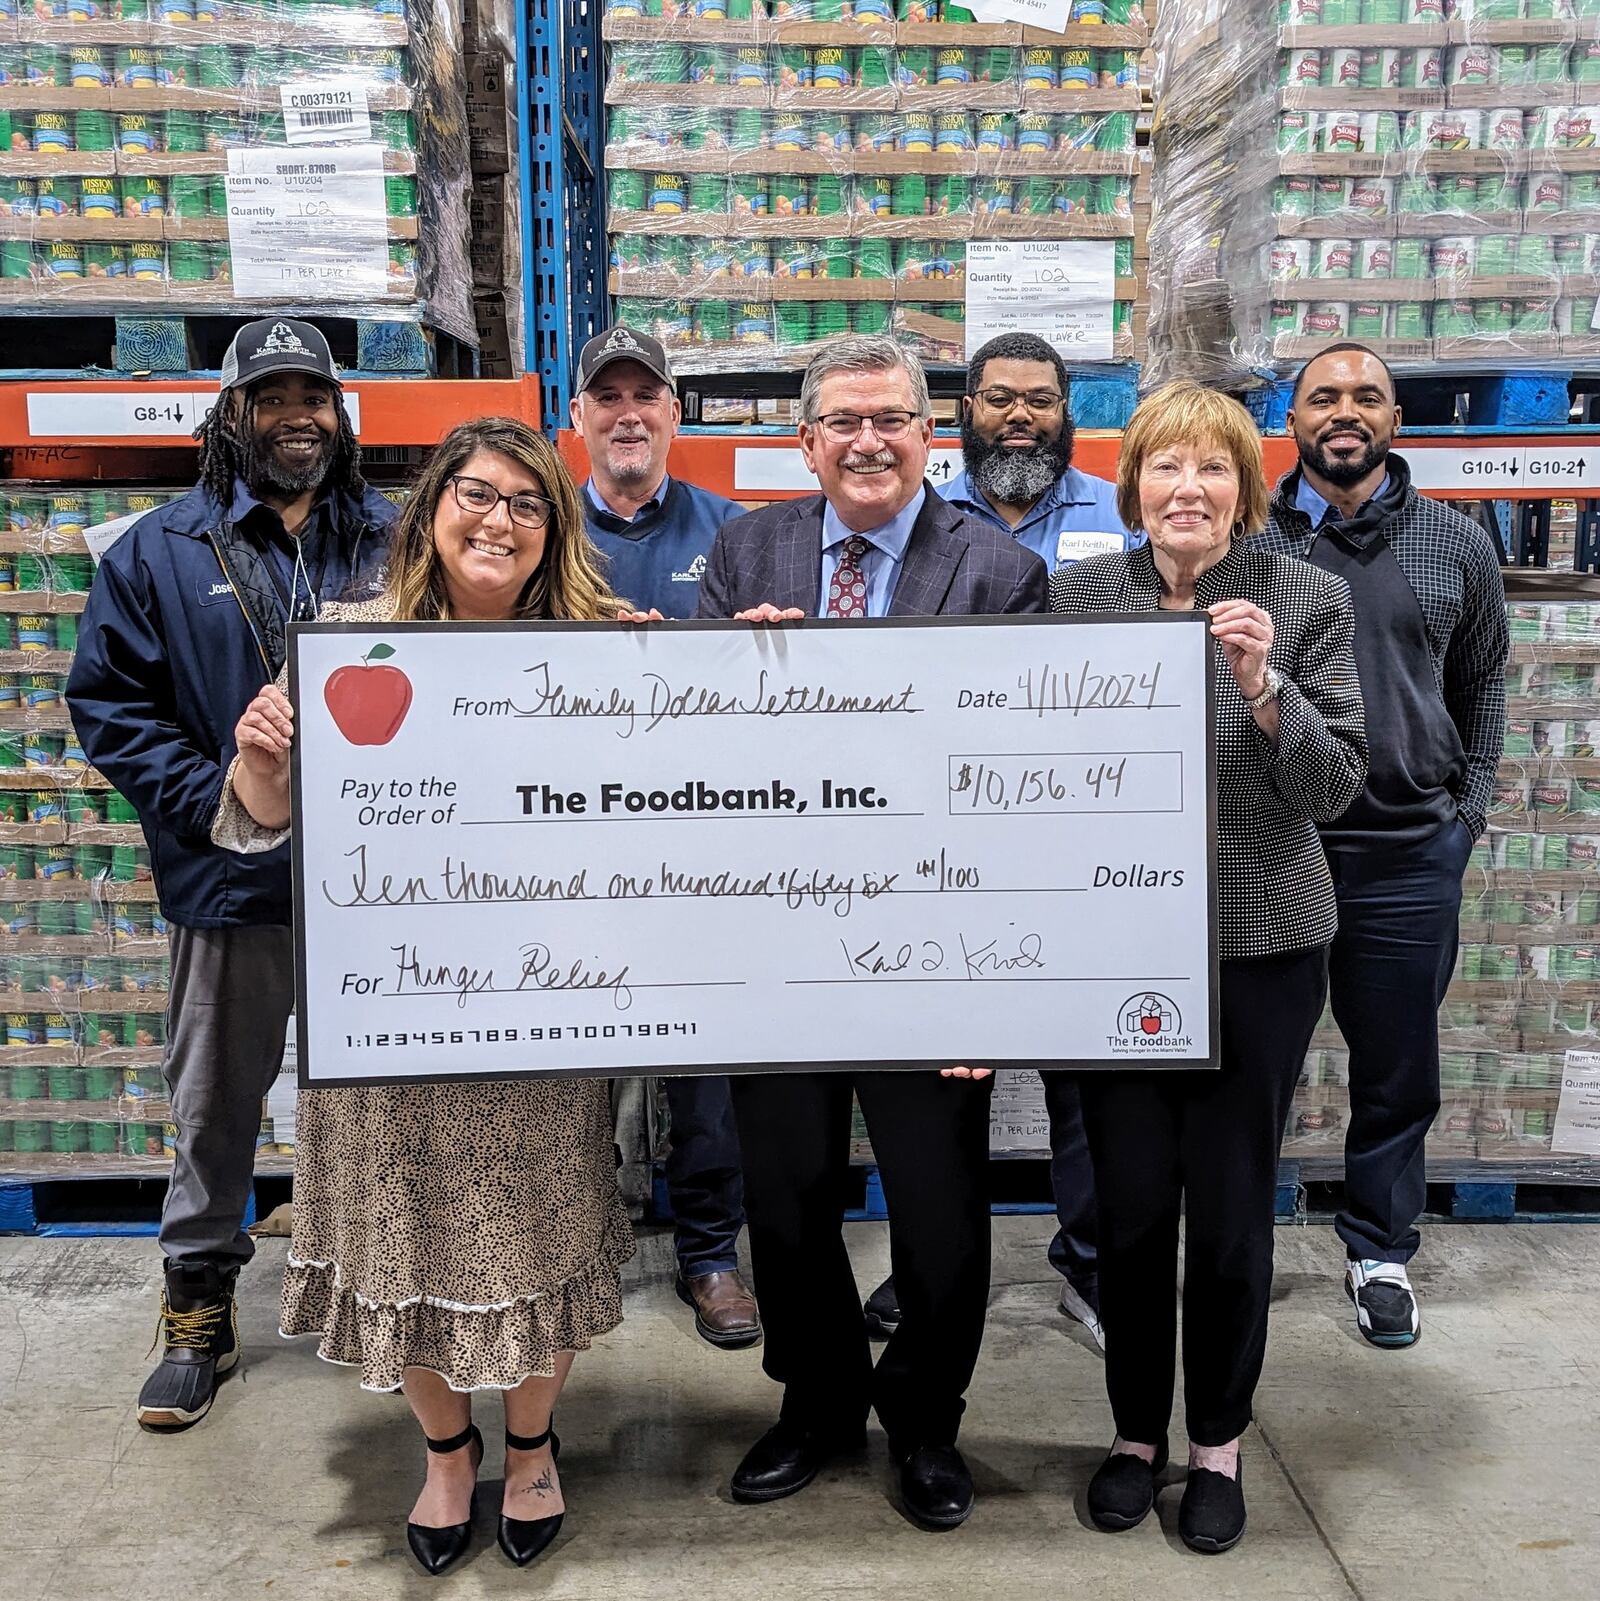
581, 475, 742, 619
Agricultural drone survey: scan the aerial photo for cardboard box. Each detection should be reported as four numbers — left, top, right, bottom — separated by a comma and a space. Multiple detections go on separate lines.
470, 175, 509, 290
474, 292, 515, 378
466, 52, 514, 176
463, 0, 516, 57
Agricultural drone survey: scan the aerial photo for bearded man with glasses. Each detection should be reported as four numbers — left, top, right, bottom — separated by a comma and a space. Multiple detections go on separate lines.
696, 335, 1045, 1531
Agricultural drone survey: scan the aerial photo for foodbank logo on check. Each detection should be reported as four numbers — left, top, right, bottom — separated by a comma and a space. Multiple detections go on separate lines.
324, 643, 413, 746
1111, 992, 1188, 1053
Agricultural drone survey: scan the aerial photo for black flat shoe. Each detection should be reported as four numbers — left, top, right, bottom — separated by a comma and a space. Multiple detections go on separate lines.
731, 1419, 866, 1503
896, 1443, 975, 1530
498, 1423, 564, 1568
407, 1423, 482, 1576
1179, 1460, 1246, 1554
1086, 1440, 1169, 1532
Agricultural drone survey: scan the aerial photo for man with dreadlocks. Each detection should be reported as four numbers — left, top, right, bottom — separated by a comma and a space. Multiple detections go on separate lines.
68, 319, 396, 1432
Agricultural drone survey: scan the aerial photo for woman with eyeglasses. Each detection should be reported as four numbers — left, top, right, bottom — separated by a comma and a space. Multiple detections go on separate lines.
212, 418, 639, 1576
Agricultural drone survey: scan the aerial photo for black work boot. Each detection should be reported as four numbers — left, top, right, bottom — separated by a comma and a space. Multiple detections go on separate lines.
136, 1261, 241, 1432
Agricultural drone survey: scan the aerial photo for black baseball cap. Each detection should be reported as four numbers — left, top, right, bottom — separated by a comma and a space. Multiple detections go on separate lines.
219, 318, 341, 391
575, 324, 675, 393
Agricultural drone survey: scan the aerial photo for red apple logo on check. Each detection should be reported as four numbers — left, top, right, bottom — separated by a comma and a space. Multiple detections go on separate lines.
324, 643, 413, 746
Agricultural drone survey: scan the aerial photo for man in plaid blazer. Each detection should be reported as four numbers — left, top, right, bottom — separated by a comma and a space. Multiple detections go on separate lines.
1262, 343, 1509, 1351
697, 335, 1045, 1532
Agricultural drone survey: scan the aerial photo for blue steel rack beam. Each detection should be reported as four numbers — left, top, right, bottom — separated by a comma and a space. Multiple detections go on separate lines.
523, 0, 606, 435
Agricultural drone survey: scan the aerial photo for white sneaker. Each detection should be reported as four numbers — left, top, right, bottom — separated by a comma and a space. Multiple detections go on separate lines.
1344, 1259, 1421, 1349
1059, 1281, 1107, 1352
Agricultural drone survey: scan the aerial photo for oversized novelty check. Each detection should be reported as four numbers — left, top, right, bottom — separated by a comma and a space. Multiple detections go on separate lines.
289, 615, 1218, 1086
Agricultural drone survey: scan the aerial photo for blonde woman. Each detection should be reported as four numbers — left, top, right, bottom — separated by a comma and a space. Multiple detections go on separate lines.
215, 418, 636, 1575
1050, 384, 1367, 1553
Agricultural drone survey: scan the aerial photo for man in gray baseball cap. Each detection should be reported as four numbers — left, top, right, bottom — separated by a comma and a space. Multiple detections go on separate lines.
68, 318, 397, 1434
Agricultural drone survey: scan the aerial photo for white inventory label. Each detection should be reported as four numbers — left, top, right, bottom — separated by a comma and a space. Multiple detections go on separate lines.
280, 79, 372, 146
1553, 1050, 1600, 1157
225, 144, 389, 301
961, 0, 1072, 28
966, 241, 1117, 364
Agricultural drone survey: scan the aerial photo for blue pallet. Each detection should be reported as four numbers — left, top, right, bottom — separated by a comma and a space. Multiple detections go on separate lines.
1065, 365, 1140, 430
0, 1179, 255, 1238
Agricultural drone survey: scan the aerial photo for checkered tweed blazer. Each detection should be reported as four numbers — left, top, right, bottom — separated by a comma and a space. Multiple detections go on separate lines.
697, 485, 1047, 620
1260, 454, 1508, 839
1051, 542, 1369, 960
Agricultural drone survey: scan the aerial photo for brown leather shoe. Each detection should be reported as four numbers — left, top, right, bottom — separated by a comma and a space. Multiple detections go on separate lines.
676, 1270, 762, 1349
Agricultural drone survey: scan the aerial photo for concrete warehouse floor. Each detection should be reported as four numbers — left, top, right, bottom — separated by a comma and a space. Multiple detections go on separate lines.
2, 1217, 1598, 1601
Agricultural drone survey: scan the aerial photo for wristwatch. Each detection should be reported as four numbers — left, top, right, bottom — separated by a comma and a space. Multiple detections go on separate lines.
1245, 667, 1283, 711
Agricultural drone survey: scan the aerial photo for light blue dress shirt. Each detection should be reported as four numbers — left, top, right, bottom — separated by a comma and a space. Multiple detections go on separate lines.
818, 486, 925, 618
941, 464, 1141, 569
1294, 472, 1390, 528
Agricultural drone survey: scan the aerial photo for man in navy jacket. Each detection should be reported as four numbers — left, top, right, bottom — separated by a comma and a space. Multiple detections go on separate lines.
571, 326, 763, 1352
68, 319, 395, 1432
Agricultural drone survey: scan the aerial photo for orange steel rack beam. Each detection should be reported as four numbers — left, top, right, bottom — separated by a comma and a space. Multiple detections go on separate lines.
0, 377, 542, 477
558, 429, 1600, 503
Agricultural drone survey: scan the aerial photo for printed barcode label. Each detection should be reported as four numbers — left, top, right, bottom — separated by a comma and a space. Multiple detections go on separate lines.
280, 78, 372, 146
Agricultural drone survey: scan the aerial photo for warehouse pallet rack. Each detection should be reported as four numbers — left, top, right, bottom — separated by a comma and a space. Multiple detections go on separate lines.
523, 0, 609, 426
522, 0, 1152, 429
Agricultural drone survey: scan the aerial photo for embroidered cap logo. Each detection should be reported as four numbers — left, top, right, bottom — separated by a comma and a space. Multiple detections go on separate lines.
253, 321, 309, 361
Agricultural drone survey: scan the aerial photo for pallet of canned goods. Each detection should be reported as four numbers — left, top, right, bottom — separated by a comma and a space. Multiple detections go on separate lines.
600, 0, 1149, 368
1147, 0, 1600, 384
0, 0, 465, 342
1281, 595, 1600, 1181
0, 472, 307, 1179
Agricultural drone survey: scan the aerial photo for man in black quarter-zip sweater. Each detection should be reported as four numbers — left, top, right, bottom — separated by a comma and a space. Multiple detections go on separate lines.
1261, 344, 1508, 1351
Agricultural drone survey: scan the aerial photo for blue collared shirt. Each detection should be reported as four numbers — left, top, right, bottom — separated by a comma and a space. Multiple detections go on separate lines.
1295, 472, 1391, 529
819, 487, 925, 617
227, 479, 329, 621
585, 474, 668, 524
941, 464, 1140, 570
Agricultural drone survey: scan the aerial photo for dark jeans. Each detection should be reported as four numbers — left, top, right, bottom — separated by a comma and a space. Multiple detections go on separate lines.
1043, 1073, 1097, 1295
1080, 947, 1328, 1448
1326, 818, 1472, 1265
662, 1073, 746, 1278
729, 1070, 993, 1454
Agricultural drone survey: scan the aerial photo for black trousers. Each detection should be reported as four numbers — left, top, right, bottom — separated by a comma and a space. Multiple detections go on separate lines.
1326, 820, 1471, 1264
728, 1071, 993, 1453
1043, 1072, 1097, 1293
1079, 947, 1328, 1448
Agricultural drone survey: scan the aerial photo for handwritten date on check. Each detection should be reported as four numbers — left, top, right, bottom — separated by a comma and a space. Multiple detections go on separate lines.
288, 615, 1218, 1087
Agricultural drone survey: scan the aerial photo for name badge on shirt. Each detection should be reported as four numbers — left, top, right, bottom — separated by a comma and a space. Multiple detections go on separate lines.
1054, 530, 1124, 568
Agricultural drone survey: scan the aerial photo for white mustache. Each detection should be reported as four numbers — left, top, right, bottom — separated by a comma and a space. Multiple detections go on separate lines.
842, 451, 896, 471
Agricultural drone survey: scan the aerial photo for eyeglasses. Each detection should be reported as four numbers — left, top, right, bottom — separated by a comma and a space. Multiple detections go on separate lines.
449, 474, 553, 529
973, 387, 1066, 415
812, 410, 921, 443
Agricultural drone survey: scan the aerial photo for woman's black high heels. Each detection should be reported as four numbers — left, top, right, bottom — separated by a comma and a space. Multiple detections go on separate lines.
407, 1422, 483, 1576
498, 1422, 564, 1567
